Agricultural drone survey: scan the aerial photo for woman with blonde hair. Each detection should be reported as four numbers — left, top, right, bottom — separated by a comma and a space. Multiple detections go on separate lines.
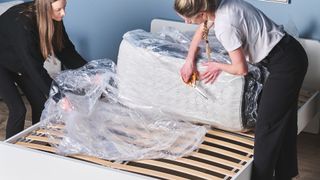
174, 0, 308, 179
0, 0, 86, 139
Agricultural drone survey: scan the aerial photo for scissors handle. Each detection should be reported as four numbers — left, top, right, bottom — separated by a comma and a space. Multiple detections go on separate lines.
187, 73, 198, 87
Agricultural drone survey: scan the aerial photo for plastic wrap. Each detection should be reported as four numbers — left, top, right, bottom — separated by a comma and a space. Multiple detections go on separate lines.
121, 27, 267, 130
243, 64, 268, 129
120, 32, 245, 131
40, 59, 207, 161
123, 28, 231, 64
123, 29, 189, 59
41, 59, 117, 126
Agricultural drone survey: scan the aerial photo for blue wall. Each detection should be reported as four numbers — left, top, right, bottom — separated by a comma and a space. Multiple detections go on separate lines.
1, 0, 320, 61
63, 0, 177, 61
245, 0, 320, 41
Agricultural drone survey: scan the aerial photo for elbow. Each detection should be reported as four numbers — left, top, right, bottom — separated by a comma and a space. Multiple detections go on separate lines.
235, 67, 248, 76
238, 70, 248, 76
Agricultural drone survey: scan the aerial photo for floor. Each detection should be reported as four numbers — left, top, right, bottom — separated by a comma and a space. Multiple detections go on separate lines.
0, 98, 319, 180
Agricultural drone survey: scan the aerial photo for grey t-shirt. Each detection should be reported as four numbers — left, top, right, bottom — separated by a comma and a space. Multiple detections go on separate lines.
214, 0, 285, 63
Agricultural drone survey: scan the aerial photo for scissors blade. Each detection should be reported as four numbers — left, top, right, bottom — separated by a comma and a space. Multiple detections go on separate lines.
194, 86, 209, 100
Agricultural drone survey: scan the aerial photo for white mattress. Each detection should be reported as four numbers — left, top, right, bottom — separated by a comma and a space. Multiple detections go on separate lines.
117, 39, 246, 131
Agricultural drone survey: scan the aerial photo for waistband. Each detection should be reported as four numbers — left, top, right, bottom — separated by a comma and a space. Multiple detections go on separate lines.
260, 33, 291, 65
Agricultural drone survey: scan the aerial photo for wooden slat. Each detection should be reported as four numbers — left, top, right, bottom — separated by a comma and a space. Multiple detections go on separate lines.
36, 129, 64, 137
207, 130, 254, 146
16, 142, 56, 153
235, 131, 255, 139
174, 158, 235, 177
25, 135, 59, 144
204, 137, 253, 154
47, 124, 65, 129
199, 144, 251, 162
135, 159, 222, 180
190, 151, 242, 169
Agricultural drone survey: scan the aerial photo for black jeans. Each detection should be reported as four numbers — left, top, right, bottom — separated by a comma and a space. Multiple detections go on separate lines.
0, 67, 46, 139
252, 34, 308, 180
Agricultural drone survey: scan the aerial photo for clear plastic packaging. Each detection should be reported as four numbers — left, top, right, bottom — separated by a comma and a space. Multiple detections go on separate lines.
121, 27, 268, 130
118, 38, 245, 131
243, 64, 268, 129
40, 59, 207, 161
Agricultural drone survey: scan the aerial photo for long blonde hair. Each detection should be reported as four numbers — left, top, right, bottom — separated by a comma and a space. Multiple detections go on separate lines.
174, 0, 217, 18
35, 0, 64, 59
174, 0, 218, 60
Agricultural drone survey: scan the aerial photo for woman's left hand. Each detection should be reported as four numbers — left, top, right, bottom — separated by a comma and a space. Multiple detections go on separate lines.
200, 61, 221, 84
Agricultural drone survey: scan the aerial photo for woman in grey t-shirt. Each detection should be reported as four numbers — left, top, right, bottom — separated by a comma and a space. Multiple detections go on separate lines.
174, 0, 308, 179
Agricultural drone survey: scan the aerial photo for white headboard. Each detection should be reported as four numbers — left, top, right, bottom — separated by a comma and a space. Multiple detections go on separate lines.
298, 39, 320, 91
151, 19, 320, 91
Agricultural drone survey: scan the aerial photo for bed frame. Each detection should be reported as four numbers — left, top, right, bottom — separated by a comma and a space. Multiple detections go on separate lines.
0, 19, 319, 180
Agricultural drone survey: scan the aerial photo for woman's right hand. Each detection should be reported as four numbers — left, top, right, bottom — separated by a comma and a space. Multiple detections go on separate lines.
60, 97, 73, 111
180, 58, 197, 83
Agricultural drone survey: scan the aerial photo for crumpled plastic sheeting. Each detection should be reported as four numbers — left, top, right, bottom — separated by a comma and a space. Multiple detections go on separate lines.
40, 59, 207, 161
243, 65, 268, 129
121, 28, 267, 130
40, 59, 117, 126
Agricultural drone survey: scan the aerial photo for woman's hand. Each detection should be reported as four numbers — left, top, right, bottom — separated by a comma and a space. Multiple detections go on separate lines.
200, 61, 221, 84
60, 97, 73, 111
180, 59, 198, 83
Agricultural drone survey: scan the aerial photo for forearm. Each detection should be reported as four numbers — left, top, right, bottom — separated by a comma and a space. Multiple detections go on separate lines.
215, 47, 248, 75
213, 61, 248, 75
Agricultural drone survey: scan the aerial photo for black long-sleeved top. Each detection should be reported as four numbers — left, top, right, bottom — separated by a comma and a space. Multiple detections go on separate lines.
0, 2, 86, 96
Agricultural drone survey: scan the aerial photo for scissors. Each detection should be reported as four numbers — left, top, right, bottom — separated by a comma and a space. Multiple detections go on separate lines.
185, 73, 209, 100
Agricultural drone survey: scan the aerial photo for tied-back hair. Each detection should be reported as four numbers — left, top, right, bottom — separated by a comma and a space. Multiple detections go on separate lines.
23, 0, 64, 59
174, 0, 218, 18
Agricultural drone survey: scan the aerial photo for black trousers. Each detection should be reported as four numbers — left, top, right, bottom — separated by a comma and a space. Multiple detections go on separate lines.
0, 67, 47, 139
252, 34, 308, 180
